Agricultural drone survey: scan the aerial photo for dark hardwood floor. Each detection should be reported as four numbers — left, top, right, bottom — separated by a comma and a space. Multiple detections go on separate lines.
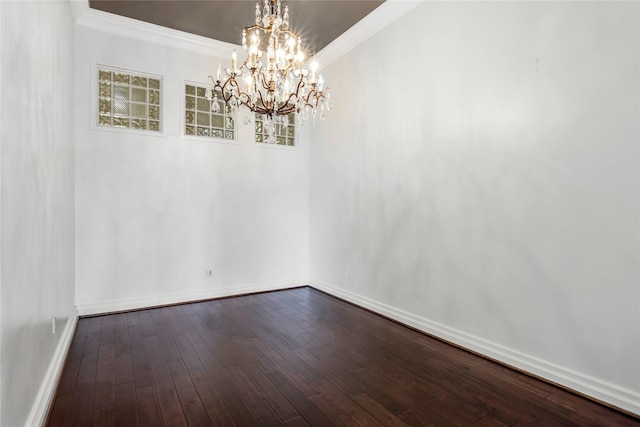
47, 287, 639, 426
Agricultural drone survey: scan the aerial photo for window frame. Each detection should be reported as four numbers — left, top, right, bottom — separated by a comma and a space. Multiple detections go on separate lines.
182, 81, 238, 144
94, 65, 163, 135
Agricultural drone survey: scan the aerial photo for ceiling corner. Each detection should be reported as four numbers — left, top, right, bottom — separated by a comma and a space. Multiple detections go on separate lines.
317, 0, 425, 67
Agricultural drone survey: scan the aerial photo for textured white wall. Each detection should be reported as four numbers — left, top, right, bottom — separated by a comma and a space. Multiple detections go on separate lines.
0, 1, 76, 425
310, 1, 639, 413
74, 27, 309, 312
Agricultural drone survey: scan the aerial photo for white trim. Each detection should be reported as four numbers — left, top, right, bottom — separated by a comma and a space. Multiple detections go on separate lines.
316, 0, 425, 66
70, 0, 240, 57
308, 278, 640, 416
77, 278, 307, 316
71, 0, 421, 68
25, 315, 79, 427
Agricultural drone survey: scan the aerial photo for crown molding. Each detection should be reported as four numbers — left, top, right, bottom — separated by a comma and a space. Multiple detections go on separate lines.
68, 0, 240, 57
317, 0, 425, 66
68, 0, 421, 64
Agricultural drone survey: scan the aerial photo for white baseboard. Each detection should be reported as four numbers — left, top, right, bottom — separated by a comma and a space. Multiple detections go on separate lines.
309, 278, 640, 417
25, 314, 78, 427
76, 278, 307, 316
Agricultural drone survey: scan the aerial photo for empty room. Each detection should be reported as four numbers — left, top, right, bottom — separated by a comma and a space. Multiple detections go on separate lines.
0, 0, 638, 425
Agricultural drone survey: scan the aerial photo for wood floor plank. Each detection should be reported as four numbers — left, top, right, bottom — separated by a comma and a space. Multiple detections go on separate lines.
82, 333, 101, 358
54, 343, 83, 397
349, 367, 409, 415
397, 408, 438, 427
313, 379, 384, 427
93, 365, 115, 413
46, 394, 71, 427
284, 417, 312, 426
173, 333, 202, 371
240, 357, 300, 422
191, 340, 233, 387
249, 400, 282, 426
233, 333, 264, 360
134, 385, 163, 426
351, 393, 409, 427
265, 370, 333, 426
552, 392, 639, 426
217, 382, 260, 426
224, 364, 264, 405
189, 369, 237, 426
114, 350, 134, 386
253, 355, 278, 375
114, 382, 137, 426
129, 340, 153, 390
48, 287, 640, 427
90, 404, 114, 427
145, 336, 188, 427
308, 392, 360, 426
158, 328, 183, 363
167, 358, 212, 427
65, 351, 99, 426
98, 320, 115, 350
140, 310, 157, 338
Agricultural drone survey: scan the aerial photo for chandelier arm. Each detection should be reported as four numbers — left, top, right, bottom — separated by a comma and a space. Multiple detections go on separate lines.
282, 92, 297, 108
254, 106, 268, 115
258, 73, 270, 91
238, 90, 251, 105
239, 98, 255, 112
308, 90, 326, 108
244, 24, 269, 34
229, 77, 241, 93
288, 76, 302, 98
214, 77, 232, 96
218, 77, 242, 105
290, 77, 306, 103
212, 82, 226, 101
277, 104, 295, 115
256, 90, 271, 114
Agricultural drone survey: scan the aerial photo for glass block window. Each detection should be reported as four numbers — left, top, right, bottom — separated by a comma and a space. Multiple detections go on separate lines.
255, 113, 296, 146
185, 84, 235, 140
97, 67, 161, 132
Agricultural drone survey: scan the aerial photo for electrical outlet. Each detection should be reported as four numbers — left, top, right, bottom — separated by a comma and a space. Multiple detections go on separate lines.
204, 269, 213, 278
346, 268, 352, 279
52, 316, 57, 334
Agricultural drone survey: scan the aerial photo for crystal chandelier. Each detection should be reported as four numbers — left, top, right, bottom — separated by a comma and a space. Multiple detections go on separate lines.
206, 0, 331, 143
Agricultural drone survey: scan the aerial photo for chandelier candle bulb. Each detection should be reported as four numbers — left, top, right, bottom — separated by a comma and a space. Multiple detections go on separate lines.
231, 50, 237, 70
283, 5, 289, 29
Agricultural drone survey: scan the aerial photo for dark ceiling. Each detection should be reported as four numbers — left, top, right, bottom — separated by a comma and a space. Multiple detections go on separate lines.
89, 1, 385, 55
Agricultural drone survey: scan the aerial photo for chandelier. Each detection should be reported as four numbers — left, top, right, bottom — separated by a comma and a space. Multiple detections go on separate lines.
206, 0, 330, 143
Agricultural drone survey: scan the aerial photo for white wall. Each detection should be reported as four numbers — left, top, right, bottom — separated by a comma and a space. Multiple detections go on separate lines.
74, 25, 310, 314
310, 1, 639, 414
0, 1, 76, 425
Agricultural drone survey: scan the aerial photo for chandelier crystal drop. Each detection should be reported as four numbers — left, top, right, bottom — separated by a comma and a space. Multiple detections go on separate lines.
206, 0, 331, 143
